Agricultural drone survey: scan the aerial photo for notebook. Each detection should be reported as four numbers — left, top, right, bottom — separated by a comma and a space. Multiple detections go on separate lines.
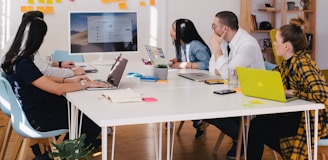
236, 67, 297, 102
144, 45, 169, 65
87, 54, 128, 91
178, 73, 222, 82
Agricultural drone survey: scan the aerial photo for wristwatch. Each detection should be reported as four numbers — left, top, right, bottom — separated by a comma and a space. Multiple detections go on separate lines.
80, 80, 86, 90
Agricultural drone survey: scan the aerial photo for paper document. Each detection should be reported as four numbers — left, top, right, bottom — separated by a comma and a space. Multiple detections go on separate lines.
102, 88, 142, 103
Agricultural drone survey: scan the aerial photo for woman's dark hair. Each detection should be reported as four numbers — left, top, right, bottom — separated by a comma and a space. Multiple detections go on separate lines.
279, 17, 307, 52
173, 19, 210, 56
2, 17, 47, 73
215, 11, 239, 31
22, 11, 44, 20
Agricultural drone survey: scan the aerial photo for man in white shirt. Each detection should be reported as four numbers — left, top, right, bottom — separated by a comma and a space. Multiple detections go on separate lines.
0, 11, 85, 78
209, 11, 265, 79
205, 11, 265, 159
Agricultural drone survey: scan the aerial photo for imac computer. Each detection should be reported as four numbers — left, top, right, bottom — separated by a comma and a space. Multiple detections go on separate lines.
69, 11, 138, 65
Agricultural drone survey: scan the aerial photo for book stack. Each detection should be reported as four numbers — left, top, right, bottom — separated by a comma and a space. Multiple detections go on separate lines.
102, 88, 142, 103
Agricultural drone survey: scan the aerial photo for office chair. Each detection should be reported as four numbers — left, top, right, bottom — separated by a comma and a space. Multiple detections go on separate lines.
0, 73, 68, 159
270, 29, 283, 65
52, 50, 84, 62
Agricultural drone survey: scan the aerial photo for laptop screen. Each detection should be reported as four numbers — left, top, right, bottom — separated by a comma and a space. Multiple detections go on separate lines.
107, 54, 128, 87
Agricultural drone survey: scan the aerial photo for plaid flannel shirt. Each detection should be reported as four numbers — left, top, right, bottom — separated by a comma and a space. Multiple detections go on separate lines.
274, 51, 328, 160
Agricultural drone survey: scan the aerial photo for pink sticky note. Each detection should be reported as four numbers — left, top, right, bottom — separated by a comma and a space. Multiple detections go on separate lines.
142, 97, 158, 102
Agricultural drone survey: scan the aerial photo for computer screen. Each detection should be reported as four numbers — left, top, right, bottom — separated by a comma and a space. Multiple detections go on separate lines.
69, 11, 138, 55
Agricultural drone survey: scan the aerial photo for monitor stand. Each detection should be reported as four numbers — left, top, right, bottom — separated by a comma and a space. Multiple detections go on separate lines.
91, 54, 113, 66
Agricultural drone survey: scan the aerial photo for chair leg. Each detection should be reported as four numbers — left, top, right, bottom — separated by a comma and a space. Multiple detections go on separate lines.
272, 149, 279, 160
212, 132, 225, 154
16, 138, 31, 160
176, 121, 184, 134
0, 119, 12, 160
322, 153, 327, 160
9, 135, 23, 160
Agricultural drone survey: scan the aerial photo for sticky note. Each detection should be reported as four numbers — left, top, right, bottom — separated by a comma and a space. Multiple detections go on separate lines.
157, 80, 168, 84
142, 97, 158, 102
234, 87, 242, 93
118, 2, 127, 9
102, 0, 110, 3
27, 6, 34, 11
46, 0, 53, 4
139, 1, 146, 6
21, 6, 28, 13
45, 6, 54, 14
28, 0, 34, 4
39, 0, 45, 4
36, 6, 45, 13
55, 0, 62, 3
149, 0, 155, 6
249, 100, 263, 104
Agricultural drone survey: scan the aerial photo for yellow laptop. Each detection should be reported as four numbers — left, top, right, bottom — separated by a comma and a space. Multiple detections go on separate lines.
236, 67, 297, 102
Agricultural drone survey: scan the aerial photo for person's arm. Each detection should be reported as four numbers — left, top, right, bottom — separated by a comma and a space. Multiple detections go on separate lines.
32, 75, 109, 96
34, 53, 75, 78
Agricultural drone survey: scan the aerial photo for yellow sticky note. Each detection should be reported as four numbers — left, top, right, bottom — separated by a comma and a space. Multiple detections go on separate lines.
102, 0, 110, 3
36, 6, 45, 13
118, 3, 127, 10
28, 0, 34, 4
45, 6, 54, 14
139, 1, 146, 6
234, 87, 242, 93
149, 0, 155, 6
47, 0, 53, 4
55, 0, 62, 3
38, 0, 45, 4
249, 100, 263, 104
21, 6, 28, 13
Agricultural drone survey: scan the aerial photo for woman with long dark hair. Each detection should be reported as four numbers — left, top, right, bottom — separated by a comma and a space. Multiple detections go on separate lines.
169, 19, 211, 70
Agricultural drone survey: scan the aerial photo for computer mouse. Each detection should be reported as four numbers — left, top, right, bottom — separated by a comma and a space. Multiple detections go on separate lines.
127, 72, 143, 77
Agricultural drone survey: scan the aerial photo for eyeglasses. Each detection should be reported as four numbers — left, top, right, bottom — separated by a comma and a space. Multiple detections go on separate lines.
212, 23, 224, 29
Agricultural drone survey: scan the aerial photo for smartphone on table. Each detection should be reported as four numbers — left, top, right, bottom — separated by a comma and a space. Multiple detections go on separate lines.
213, 89, 236, 95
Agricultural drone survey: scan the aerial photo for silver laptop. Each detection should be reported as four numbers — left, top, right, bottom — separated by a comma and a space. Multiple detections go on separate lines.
144, 45, 169, 65
87, 54, 128, 90
178, 73, 222, 82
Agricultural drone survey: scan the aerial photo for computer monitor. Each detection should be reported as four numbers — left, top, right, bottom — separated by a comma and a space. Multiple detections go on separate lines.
69, 11, 138, 65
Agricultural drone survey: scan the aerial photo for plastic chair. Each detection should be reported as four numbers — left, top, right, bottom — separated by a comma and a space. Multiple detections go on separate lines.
264, 61, 277, 70
52, 50, 84, 62
0, 73, 68, 159
270, 29, 283, 65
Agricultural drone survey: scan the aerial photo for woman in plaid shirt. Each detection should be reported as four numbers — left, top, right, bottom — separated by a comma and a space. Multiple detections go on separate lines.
247, 17, 328, 159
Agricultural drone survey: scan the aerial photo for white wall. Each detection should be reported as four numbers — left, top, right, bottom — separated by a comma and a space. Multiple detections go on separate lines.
6, 0, 328, 68
7, 0, 238, 61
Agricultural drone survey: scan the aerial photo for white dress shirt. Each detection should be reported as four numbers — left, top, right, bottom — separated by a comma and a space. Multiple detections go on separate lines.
209, 28, 265, 79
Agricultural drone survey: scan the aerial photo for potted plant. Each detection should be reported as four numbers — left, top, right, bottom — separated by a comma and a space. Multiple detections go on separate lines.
49, 134, 94, 160
154, 64, 168, 80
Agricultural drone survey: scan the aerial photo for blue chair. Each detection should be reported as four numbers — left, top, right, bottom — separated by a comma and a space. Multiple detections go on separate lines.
264, 61, 277, 70
52, 50, 84, 62
0, 72, 68, 159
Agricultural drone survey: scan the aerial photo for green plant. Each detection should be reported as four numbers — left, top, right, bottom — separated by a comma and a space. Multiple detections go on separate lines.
49, 134, 94, 160
156, 64, 168, 68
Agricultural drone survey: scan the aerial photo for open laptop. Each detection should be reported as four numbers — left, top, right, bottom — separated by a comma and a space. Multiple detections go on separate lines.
87, 54, 128, 90
178, 72, 222, 82
144, 45, 169, 65
236, 67, 297, 102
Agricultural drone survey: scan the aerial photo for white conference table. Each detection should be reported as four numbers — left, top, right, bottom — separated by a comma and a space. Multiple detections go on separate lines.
66, 61, 324, 160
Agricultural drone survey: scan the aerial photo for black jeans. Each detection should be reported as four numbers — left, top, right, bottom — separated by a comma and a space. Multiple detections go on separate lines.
247, 112, 302, 160
203, 117, 240, 141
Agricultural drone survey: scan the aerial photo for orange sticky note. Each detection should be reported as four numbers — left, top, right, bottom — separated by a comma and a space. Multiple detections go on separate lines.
38, 0, 45, 4
102, 0, 110, 3
46, 0, 53, 4
157, 80, 168, 84
28, 0, 34, 4
36, 6, 45, 13
45, 6, 54, 14
21, 6, 28, 13
27, 6, 34, 11
139, 1, 146, 6
118, 2, 127, 9
55, 0, 62, 2
149, 0, 155, 6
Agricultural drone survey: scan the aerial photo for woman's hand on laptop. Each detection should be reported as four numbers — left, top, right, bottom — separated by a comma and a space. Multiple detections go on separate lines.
88, 80, 110, 88
284, 89, 294, 96
72, 67, 86, 75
